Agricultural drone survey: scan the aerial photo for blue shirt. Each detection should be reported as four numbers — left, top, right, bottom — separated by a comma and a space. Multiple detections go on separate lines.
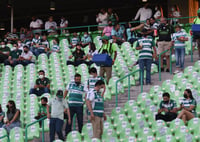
111, 27, 124, 39
126, 28, 136, 41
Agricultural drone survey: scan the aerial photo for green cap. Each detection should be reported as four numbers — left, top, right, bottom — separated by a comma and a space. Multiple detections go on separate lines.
100, 36, 109, 41
197, 8, 200, 14
56, 90, 63, 98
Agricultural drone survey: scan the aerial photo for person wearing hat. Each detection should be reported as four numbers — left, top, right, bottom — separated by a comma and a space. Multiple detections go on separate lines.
98, 35, 117, 84
47, 90, 71, 142
136, 29, 157, 85
193, 8, 200, 58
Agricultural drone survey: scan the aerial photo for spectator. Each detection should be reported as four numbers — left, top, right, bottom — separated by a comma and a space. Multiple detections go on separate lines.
177, 89, 197, 124
0, 41, 10, 64
86, 80, 106, 139
34, 34, 49, 57
45, 16, 57, 35
29, 70, 50, 96
136, 29, 157, 85
154, 5, 162, 20
156, 92, 177, 122
0, 104, 5, 128
46, 38, 60, 57
134, 3, 152, 22
96, 8, 108, 31
69, 32, 80, 49
67, 44, 91, 66
99, 36, 117, 84
5, 28, 19, 42
64, 73, 87, 136
172, 25, 188, 74
150, 17, 159, 30
125, 22, 137, 45
30, 33, 41, 54
47, 90, 71, 142
81, 32, 92, 48
17, 45, 34, 66
17, 40, 24, 50
19, 27, 27, 41
4, 43, 22, 67
87, 67, 104, 90
3, 100, 20, 133
30, 16, 43, 33
111, 23, 126, 45
102, 20, 113, 38
108, 8, 119, 25
35, 97, 48, 127
87, 42, 98, 60
59, 16, 69, 34
157, 17, 174, 72
169, 5, 181, 26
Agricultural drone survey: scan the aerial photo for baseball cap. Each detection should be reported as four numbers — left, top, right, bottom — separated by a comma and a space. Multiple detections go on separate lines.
56, 90, 63, 98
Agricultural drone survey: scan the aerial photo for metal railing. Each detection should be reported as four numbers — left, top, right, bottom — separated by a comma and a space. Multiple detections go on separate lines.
158, 47, 172, 81
0, 134, 10, 142
25, 116, 47, 142
115, 69, 143, 107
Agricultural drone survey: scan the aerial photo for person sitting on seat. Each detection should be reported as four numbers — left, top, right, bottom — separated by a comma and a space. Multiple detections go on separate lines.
81, 32, 92, 48
4, 43, 22, 67
29, 70, 50, 96
0, 41, 10, 64
0, 104, 5, 128
111, 23, 126, 45
102, 20, 113, 39
17, 45, 34, 66
177, 89, 197, 124
156, 92, 177, 122
46, 38, 60, 57
69, 32, 80, 49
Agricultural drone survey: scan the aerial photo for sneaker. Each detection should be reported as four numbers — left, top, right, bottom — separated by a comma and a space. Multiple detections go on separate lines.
166, 69, 170, 72
173, 70, 179, 74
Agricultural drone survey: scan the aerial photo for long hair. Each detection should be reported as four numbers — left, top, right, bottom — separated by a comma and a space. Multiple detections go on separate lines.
185, 89, 194, 100
7, 100, 17, 114
0, 104, 2, 113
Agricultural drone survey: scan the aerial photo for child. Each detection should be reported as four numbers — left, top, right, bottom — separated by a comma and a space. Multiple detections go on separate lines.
172, 25, 188, 74
35, 97, 48, 127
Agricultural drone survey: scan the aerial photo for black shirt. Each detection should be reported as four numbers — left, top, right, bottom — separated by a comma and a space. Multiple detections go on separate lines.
72, 50, 85, 61
157, 24, 174, 41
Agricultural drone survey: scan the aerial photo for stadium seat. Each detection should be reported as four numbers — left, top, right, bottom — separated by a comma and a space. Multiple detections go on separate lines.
0, 128, 8, 142
9, 127, 24, 142
66, 131, 82, 142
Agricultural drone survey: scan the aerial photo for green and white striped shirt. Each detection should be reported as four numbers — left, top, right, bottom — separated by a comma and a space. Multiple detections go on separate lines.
66, 81, 87, 107
181, 99, 196, 116
172, 30, 187, 48
87, 76, 104, 90
87, 89, 104, 117
136, 36, 155, 60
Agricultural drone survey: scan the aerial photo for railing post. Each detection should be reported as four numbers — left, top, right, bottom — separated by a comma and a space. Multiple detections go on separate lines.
128, 76, 130, 100
159, 54, 162, 81
115, 80, 118, 107
140, 70, 143, 92
42, 119, 45, 142
73, 115, 76, 130
170, 47, 172, 74
191, 36, 193, 62
25, 125, 28, 142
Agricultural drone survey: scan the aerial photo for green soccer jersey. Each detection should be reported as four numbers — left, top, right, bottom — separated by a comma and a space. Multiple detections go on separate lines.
10, 49, 22, 59
181, 99, 196, 116
87, 76, 104, 90
159, 99, 177, 111
87, 89, 104, 117
172, 30, 187, 48
67, 81, 87, 107
36, 77, 50, 87
0, 46, 10, 58
39, 104, 47, 116
136, 36, 155, 60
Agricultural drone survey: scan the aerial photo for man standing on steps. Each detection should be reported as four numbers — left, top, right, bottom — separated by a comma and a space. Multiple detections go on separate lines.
86, 80, 106, 139
157, 17, 174, 72
64, 73, 88, 136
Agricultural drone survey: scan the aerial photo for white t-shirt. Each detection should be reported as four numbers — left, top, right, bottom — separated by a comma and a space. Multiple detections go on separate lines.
30, 19, 43, 29
134, 7, 152, 22
60, 20, 68, 28
96, 12, 108, 27
21, 51, 33, 60
45, 21, 57, 30
154, 10, 161, 19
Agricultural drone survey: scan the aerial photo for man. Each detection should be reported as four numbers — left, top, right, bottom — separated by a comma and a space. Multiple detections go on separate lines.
34, 34, 49, 57
18, 46, 34, 66
157, 17, 174, 72
99, 36, 117, 84
86, 80, 106, 139
45, 16, 57, 35
31, 33, 41, 54
5, 28, 19, 42
134, 3, 152, 22
136, 29, 157, 85
96, 8, 108, 31
107, 8, 119, 26
30, 16, 43, 33
0, 41, 10, 64
29, 70, 50, 96
59, 16, 69, 34
193, 8, 200, 58
4, 43, 22, 67
64, 73, 87, 136
156, 92, 177, 122
47, 90, 71, 142
111, 23, 126, 45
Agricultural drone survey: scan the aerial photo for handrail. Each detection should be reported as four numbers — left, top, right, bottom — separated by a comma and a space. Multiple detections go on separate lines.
158, 48, 172, 81
191, 35, 193, 62
115, 69, 143, 107
25, 116, 47, 142
0, 134, 10, 142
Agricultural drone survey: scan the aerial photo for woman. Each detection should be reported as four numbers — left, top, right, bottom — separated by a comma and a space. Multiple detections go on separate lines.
87, 42, 98, 60
177, 89, 197, 124
125, 22, 137, 45
0, 104, 5, 128
3, 100, 20, 133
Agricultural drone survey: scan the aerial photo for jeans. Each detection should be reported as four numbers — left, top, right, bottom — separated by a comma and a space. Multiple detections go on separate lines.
139, 59, 152, 84
65, 106, 83, 136
175, 48, 185, 69
67, 60, 92, 66
29, 87, 50, 96
156, 112, 177, 122
49, 118, 64, 142
34, 49, 46, 57
4, 59, 18, 67
17, 60, 33, 66
3, 121, 21, 133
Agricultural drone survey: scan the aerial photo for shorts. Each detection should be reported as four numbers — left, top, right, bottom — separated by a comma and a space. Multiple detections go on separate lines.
157, 41, 172, 56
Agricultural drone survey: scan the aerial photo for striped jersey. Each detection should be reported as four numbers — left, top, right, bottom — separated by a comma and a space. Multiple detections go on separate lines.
87, 89, 104, 117
81, 35, 92, 44
159, 99, 177, 111
136, 36, 155, 59
66, 81, 87, 107
87, 76, 104, 90
172, 30, 187, 48
32, 38, 41, 45
51, 44, 60, 52
181, 99, 196, 115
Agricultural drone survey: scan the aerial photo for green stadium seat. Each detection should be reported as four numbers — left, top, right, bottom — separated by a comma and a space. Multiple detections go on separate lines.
9, 127, 24, 142
66, 131, 82, 142
0, 128, 8, 142
169, 118, 185, 135
81, 123, 93, 140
